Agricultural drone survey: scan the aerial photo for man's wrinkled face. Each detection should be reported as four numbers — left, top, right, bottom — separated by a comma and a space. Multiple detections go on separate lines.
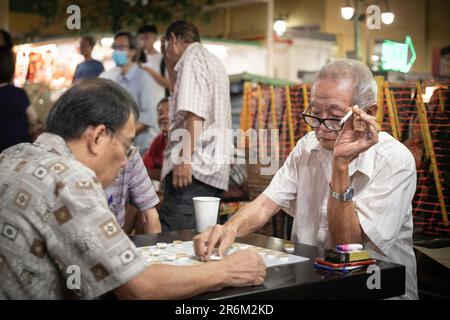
158, 101, 169, 134
309, 78, 354, 150
163, 33, 183, 64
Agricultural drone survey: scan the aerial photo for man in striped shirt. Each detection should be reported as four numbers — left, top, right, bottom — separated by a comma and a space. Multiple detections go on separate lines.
105, 150, 161, 234
159, 21, 231, 231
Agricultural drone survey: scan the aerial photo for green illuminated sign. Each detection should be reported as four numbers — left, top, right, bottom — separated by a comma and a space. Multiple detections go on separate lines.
381, 36, 416, 73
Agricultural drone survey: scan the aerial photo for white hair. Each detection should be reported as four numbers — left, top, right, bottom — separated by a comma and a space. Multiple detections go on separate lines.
312, 59, 377, 108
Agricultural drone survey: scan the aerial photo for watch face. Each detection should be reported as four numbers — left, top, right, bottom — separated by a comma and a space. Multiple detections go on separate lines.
348, 187, 354, 198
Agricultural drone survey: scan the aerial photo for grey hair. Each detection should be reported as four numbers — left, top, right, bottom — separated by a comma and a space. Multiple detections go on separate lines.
312, 59, 377, 108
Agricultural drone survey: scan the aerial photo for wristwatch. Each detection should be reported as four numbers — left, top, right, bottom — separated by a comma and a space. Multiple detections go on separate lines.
329, 184, 354, 202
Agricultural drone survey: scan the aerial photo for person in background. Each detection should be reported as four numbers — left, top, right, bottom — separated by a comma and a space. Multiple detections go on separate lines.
137, 24, 171, 97
143, 97, 169, 181
100, 31, 159, 154
0, 29, 13, 51
0, 78, 266, 299
105, 148, 162, 235
72, 36, 104, 83
159, 21, 232, 231
0, 47, 42, 153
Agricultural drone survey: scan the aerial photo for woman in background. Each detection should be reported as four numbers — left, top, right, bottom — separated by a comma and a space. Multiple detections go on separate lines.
0, 47, 42, 152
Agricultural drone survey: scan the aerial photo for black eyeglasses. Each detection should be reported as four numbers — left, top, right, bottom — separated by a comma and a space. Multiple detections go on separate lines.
106, 127, 137, 160
301, 113, 344, 131
112, 44, 130, 50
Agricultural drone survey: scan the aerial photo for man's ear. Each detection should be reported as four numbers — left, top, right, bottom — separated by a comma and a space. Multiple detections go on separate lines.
366, 104, 378, 116
87, 125, 109, 156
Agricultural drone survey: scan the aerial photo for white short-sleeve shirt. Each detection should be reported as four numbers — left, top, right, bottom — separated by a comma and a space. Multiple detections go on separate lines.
264, 131, 418, 299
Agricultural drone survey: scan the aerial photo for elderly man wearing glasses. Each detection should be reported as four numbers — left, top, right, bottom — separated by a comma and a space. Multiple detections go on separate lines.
0, 79, 266, 299
194, 59, 419, 300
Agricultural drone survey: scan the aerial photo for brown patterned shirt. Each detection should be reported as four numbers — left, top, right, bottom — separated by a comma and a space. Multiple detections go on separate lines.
0, 133, 148, 299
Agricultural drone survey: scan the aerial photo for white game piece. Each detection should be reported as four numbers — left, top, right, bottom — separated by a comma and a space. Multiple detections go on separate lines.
265, 251, 276, 259
166, 253, 176, 261
173, 240, 183, 246
256, 248, 266, 256
284, 244, 295, 253
157, 242, 167, 249
176, 253, 188, 261
150, 249, 161, 256
276, 253, 289, 260
209, 253, 222, 261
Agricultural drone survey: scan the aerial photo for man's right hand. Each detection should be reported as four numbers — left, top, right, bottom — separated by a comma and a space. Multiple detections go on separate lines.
221, 249, 266, 287
193, 224, 237, 261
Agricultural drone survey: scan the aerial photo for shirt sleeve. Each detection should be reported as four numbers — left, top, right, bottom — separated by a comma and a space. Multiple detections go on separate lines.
49, 166, 148, 300
175, 58, 209, 120
137, 74, 158, 130
263, 140, 303, 216
18, 88, 31, 113
128, 152, 160, 212
354, 154, 417, 256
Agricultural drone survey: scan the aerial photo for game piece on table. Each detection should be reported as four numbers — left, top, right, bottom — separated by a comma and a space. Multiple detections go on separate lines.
176, 252, 188, 261
284, 244, 294, 253
173, 240, 183, 246
165, 253, 176, 261
276, 253, 289, 260
157, 242, 167, 249
150, 249, 161, 256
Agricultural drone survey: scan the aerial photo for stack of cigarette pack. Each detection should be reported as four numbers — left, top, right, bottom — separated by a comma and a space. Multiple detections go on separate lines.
314, 244, 376, 274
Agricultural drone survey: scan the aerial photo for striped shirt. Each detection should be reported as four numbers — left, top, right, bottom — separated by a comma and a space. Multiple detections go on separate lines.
161, 43, 231, 191
105, 151, 159, 227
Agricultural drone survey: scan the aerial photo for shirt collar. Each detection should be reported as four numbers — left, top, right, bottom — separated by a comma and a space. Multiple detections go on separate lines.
174, 42, 200, 72
34, 133, 76, 158
121, 63, 139, 81
307, 132, 375, 179
33, 132, 97, 177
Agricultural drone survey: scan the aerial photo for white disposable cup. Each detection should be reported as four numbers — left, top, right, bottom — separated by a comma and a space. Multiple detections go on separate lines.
193, 197, 221, 232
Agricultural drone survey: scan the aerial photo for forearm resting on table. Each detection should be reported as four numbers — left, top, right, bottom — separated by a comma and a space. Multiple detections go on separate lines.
328, 160, 363, 246
142, 208, 161, 234
114, 261, 228, 300
226, 194, 279, 237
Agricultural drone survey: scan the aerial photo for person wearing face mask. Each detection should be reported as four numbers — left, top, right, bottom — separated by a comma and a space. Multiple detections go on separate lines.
100, 31, 159, 155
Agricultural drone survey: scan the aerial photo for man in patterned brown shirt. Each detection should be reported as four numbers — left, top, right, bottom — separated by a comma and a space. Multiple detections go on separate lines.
0, 78, 265, 299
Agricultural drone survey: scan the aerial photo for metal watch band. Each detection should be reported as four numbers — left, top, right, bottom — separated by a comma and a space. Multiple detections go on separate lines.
329, 184, 354, 202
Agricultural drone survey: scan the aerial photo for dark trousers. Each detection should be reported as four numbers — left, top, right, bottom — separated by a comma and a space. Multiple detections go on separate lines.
159, 173, 223, 232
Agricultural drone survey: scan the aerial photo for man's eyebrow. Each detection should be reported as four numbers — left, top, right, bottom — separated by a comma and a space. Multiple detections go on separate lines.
327, 104, 346, 112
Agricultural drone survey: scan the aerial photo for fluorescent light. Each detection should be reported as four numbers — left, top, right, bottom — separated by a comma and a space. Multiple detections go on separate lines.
273, 18, 287, 37
341, 6, 355, 20
381, 12, 395, 25
154, 40, 161, 53
100, 37, 114, 47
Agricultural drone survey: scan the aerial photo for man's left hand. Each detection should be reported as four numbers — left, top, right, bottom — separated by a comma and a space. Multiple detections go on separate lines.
333, 106, 381, 165
172, 163, 193, 189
